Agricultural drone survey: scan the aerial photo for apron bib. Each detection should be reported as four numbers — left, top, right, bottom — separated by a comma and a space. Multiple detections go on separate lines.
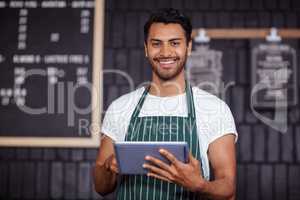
117, 83, 204, 200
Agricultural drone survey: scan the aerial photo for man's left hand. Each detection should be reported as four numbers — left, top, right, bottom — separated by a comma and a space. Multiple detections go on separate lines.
143, 149, 205, 192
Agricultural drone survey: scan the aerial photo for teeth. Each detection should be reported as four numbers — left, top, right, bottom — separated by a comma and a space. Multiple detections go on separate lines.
159, 61, 174, 65
159, 60, 175, 64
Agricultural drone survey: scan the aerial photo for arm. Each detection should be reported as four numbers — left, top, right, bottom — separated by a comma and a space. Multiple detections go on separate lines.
143, 134, 236, 200
198, 134, 236, 200
93, 135, 119, 196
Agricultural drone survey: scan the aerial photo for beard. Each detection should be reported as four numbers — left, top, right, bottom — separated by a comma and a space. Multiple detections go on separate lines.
149, 51, 188, 81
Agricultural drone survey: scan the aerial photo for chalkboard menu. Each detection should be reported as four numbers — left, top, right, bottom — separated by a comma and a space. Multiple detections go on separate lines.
251, 40, 298, 108
0, 0, 104, 147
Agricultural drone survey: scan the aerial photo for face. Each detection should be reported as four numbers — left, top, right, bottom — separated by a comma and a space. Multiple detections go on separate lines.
144, 23, 192, 81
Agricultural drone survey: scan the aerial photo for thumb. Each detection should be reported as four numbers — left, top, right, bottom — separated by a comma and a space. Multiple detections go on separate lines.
188, 152, 195, 162
188, 152, 200, 166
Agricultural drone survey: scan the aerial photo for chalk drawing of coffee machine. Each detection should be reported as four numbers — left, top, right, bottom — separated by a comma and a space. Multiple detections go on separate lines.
186, 29, 223, 95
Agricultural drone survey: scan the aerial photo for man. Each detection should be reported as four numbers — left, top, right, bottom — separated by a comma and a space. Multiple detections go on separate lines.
94, 8, 237, 200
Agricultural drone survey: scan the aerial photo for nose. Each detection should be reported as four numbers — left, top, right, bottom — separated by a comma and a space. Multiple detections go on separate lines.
159, 43, 172, 57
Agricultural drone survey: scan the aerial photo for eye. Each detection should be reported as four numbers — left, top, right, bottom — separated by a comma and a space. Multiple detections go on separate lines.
170, 41, 180, 47
151, 42, 161, 48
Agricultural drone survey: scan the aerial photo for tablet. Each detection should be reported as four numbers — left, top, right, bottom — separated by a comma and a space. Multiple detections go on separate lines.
114, 141, 189, 174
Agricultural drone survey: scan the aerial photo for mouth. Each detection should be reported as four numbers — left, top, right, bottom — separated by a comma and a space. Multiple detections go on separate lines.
155, 58, 178, 69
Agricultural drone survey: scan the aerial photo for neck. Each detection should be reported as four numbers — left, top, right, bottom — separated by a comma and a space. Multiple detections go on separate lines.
149, 71, 186, 97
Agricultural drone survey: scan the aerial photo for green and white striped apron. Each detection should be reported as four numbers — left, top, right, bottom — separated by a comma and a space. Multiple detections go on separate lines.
117, 83, 204, 200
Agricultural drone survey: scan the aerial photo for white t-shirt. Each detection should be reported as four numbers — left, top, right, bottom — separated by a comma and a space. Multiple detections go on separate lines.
101, 86, 238, 180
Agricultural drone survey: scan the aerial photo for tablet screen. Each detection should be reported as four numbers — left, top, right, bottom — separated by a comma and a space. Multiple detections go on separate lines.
114, 142, 189, 174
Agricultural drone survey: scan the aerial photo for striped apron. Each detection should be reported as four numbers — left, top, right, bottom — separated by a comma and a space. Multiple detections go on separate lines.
117, 83, 204, 200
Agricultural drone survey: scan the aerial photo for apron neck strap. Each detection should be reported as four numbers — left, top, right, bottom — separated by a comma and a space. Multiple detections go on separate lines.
186, 81, 196, 120
130, 81, 196, 120
130, 86, 149, 119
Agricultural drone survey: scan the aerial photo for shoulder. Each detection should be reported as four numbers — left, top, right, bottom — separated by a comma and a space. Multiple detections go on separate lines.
107, 87, 145, 114
101, 87, 145, 141
192, 87, 229, 111
192, 87, 238, 143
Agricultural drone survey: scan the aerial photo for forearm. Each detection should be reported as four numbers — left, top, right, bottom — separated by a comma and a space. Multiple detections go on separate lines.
197, 177, 235, 200
93, 162, 117, 195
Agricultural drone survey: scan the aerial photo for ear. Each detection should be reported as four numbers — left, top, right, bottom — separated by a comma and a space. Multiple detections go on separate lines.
187, 40, 192, 56
144, 42, 148, 57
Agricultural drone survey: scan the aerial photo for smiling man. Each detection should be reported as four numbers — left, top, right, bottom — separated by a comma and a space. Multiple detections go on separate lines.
94, 8, 238, 200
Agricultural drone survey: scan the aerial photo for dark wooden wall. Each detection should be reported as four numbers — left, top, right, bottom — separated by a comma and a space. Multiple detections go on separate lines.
1, 0, 300, 199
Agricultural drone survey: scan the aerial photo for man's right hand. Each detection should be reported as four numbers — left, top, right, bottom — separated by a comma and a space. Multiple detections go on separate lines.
105, 154, 119, 174
94, 135, 119, 195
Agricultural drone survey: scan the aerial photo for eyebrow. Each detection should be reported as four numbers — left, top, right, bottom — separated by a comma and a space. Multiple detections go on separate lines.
150, 38, 183, 42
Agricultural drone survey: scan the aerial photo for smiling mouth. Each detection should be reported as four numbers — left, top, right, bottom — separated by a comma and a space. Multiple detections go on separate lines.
155, 58, 178, 68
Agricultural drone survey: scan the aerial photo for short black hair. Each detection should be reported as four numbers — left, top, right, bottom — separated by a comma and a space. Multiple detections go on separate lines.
144, 8, 192, 44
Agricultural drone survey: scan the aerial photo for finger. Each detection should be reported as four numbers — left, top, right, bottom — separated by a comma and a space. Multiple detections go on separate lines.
110, 156, 119, 173
105, 154, 117, 172
143, 163, 173, 181
111, 157, 118, 166
104, 156, 112, 170
145, 155, 171, 172
110, 165, 119, 174
147, 172, 171, 182
159, 149, 180, 167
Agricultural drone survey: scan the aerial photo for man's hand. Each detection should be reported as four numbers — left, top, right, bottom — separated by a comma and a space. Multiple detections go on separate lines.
94, 135, 119, 195
104, 154, 119, 174
143, 149, 205, 192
